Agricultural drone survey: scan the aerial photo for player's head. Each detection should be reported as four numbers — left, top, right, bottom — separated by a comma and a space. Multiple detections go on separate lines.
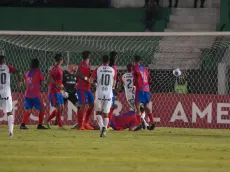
68, 64, 76, 73
109, 51, 118, 67
82, 51, 90, 64
127, 63, 132, 72
54, 53, 63, 65
102, 55, 110, 65
30, 58, 39, 69
134, 55, 141, 64
0, 55, 6, 64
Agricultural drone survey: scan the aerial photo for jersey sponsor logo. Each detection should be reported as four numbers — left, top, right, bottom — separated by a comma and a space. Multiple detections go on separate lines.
0, 95, 9, 100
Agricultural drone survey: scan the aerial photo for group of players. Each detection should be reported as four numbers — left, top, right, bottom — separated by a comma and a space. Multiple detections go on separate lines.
0, 51, 155, 137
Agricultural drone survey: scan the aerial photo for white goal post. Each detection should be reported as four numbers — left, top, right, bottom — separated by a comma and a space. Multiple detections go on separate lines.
0, 31, 230, 129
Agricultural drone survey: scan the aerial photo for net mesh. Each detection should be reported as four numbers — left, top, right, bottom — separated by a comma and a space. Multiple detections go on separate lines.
0, 32, 230, 129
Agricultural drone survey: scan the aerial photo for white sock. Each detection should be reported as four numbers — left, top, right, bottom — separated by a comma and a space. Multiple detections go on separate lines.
8, 115, 14, 134
141, 112, 146, 119
141, 117, 149, 127
103, 117, 109, 129
96, 115, 103, 130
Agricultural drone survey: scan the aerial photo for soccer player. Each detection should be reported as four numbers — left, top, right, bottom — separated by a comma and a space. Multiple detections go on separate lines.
0, 55, 22, 137
108, 51, 118, 128
109, 106, 148, 131
20, 59, 47, 130
76, 51, 94, 130
91, 55, 116, 137
121, 63, 135, 110
46, 53, 64, 129
132, 55, 155, 131
62, 64, 80, 129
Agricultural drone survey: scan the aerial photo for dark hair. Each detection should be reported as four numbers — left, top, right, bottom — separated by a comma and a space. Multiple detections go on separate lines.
134, 55, 141, 63
102, 55, 110, 64
31, 58, 39, 69
109, 51, 118, 67
127, 63, 132, 71
82, 51, 90, 60
54, 53, 63, 62
0, 55, 5, 63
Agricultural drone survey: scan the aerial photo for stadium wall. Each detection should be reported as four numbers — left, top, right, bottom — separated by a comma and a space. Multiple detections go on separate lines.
0, 7, 167, 32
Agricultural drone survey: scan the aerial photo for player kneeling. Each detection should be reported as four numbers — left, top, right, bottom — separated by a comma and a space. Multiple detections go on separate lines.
20, 59, 47, 129
91, 55, 116, 137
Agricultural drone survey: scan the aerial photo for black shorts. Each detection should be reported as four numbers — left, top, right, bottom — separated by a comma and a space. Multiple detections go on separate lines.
64, 92, 78, 105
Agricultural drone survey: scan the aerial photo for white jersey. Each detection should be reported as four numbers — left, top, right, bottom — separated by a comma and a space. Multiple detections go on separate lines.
122, 72, 135, 109
94, 65, 115, 113
95, 65, 115, 100
0, 64, 12, 97
0, 64, 14, 113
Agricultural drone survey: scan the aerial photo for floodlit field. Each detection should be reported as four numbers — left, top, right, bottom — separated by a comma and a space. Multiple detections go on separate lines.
0, 126, 230, 172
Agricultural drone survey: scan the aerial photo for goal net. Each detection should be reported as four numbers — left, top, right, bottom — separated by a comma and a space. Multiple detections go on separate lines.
0, 31, 230, 129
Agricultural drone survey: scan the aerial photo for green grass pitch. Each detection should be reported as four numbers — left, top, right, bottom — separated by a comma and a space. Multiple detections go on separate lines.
0, 126, 230, 172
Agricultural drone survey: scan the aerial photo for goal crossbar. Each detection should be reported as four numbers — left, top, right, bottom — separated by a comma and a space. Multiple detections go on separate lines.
0, 31, 230, 37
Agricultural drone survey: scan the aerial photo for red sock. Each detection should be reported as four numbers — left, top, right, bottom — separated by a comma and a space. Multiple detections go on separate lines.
77, 109, 84, 127
108, 108, 114, 128
148, 113, 154, 124
48, 110, 56, 122
22, 112, 31, 124
84, 108, 93, 124
136, 115, 141, 125
55, 111, 63, 127
38, 111, 45, 125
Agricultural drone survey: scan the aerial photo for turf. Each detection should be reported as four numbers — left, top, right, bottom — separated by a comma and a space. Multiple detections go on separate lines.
0, 126, 230, 172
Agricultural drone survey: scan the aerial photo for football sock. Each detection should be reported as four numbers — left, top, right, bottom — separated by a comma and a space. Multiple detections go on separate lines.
108, 108, 114, 127
103, 117, 109, 129
136, 115, 141, 124
96, 115, 103, 130
38, 111, 45, 125
22, 112, 30, 124
84, 108, 93, 124
55, 111, 63, 127
142, 117, 149, 127
148, 113, 154, 124
48, 110, 56, 122
77, 109, 84, 127
141, 112, 146, 119
8, 115, 14, 134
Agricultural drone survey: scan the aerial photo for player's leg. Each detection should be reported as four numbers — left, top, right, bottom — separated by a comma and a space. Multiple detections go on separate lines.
107, 95, 115, 130
20, 97, 33, 129
143, 91, 155, 131
83, 91, 94, 130
100, 100, 112, 137
45, 93, 57, 128
4, 97, 14, 137
55, 93, 65, 129
95, 98, 103, 130
76, 90, 87, 130
134, 90, 144, 131
35, 97, 48, 129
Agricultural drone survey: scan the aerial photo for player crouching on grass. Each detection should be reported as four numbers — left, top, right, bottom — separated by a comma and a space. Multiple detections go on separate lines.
45, 53, 65, 129
108, 105, 149, 131
91, 55, 116, 137
20, 59, 47, 130
132, 55, 155, 131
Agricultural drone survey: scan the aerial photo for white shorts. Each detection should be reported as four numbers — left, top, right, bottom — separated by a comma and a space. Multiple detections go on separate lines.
0, 96, 13, 113
126, 92, 135, 110
95, 98, 112, 114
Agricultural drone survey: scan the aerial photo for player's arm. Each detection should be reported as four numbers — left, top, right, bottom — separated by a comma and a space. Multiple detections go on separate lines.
131, 67, 137, 90
76, 65, 89, 82
8, 65, 22, 86
89, 68, 97, 84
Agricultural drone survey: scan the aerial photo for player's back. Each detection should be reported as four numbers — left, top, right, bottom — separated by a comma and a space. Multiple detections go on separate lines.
25, 69, 43, 98
96, 65, 115, 99
122, 72, 134, 92
48, 64, 63, 93
132, 64, 150, 92
0, 64, 12, 96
